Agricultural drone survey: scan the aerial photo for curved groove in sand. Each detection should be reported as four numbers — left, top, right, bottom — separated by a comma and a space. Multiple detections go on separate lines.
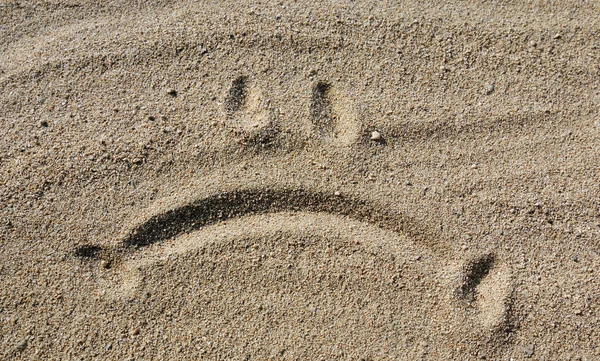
96, 209, 512, 338
109, 211, 431, 298
73, 187, 513, 336
119, 188, 443, 253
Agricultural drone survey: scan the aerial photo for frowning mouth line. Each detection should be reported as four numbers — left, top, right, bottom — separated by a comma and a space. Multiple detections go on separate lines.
71, 187, 515, 337
74, 188, 444, 260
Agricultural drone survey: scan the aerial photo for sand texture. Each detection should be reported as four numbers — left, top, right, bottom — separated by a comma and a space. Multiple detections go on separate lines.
1, 0, 600, 359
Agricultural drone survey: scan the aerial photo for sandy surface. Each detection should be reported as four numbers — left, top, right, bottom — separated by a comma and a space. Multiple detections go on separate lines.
1, 0, 600, 359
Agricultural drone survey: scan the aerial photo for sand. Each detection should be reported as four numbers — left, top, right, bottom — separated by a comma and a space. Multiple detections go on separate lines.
1, 0, 599, 359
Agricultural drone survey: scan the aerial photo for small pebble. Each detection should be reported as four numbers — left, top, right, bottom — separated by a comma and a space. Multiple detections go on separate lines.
485, 83, 495, 95
132, 327, 140, 336
100, 259, 111, 269
370, 131, 381, 141
334, 191, 341, 196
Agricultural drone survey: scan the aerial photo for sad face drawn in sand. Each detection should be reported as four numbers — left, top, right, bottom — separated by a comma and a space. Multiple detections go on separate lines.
72, 76, 516, 358
5, 1, 599, 359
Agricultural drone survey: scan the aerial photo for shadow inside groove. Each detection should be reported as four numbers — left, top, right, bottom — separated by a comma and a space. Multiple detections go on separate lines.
225, 76, 248, 113
310, 81, 334, 136
120, 189, 440, 253
74, 245, 102, 259
461, 253, 496, 301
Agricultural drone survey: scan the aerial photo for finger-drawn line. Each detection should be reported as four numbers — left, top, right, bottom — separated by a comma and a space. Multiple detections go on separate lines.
74, 188, 445, 259
71, 187, 516, 345
124, 189, 437, 250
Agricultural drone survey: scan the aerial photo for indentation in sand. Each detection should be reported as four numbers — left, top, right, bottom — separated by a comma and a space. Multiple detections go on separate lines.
310, 81, 360, 146
118, 188, 436, 251
105, 212, 430, 298
73, 185, 514, 342
457, 253, 515, 332
225, 75, 271, 132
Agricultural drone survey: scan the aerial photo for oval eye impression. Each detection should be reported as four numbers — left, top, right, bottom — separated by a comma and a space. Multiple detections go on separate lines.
311, 81, 335, 136
225, 76, 249, 114
224, 76, 272, 138
458, 253, 514, 333
310, 81, 360, 146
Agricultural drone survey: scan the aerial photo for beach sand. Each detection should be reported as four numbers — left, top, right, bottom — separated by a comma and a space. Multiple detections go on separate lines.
1, 0, 599, 359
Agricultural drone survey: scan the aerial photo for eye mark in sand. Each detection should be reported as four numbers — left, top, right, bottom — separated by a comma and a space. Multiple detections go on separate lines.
224, 76, 279, 148
223, 78, 361, 149
309, 81, 360, 146
461, 253, 496, 301
311, 81, 334, 136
